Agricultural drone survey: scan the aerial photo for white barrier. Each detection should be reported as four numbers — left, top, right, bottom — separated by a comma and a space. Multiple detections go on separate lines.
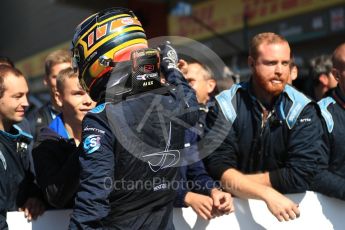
7, 191, 345, 229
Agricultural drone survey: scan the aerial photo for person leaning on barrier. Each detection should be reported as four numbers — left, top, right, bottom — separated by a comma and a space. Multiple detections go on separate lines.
202, 32, 329, 222
311, 43, 345, 200
179, 59, 218, 138
0, 65, 45, 229
32, 68, 95, 209
68, 7, 199, 229
173, 60, 234, 220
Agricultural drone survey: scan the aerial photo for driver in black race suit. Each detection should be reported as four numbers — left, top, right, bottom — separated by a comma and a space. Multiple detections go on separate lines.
68, 8, 199, 229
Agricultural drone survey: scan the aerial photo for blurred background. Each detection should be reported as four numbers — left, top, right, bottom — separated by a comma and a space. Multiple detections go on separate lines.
0, 0, 344, 106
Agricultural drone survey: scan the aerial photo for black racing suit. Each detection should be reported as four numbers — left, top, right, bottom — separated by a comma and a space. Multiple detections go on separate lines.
311, 86, 345, 200
0, 125, 41, 230
69, 68, 199, 229
203, 82, 329, 193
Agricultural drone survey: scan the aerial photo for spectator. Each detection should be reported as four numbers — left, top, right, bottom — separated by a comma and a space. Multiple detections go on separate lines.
203, 32, 328, 222
216, 77, 235, 93
217, 66, 236, 91
0, 65, 45, 229
32, 67, 95, 209
311, 43, 345, 200
0, 56, 36, 170
309, 54, 337, 101
69, 8, 199, 229
27, 49, 72, 140
174, 60, 233, 220
181, 60, 217, 105
180, 59, 217, 137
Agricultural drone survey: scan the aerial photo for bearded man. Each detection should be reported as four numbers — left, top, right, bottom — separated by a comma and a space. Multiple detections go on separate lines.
202, 32, 329, 222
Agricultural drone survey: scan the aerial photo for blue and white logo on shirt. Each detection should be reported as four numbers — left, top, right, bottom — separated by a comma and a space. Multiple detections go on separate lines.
84, 134, 101, 154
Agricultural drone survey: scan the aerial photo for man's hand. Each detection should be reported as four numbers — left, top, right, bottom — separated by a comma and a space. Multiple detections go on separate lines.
157, 41, 180, 72
184, 192, 214, 220
220, 168, 300, 222
263, 188, 300, 222
19, 197, 45, 221
210, 188, 234, 217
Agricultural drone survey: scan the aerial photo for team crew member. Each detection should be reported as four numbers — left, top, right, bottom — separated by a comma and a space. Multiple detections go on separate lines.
312, 43, 345, 200
0, 65, 45, 229
203, 32, 328, 222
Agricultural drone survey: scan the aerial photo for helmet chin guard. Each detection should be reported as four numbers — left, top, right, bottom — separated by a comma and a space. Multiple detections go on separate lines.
105, 48, 164, 102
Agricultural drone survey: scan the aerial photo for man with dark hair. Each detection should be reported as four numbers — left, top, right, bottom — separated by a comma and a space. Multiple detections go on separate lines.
203, 32, 328, 221
0, 65, 44, 229
312, 43, 345, 200
309, 54, 337, 101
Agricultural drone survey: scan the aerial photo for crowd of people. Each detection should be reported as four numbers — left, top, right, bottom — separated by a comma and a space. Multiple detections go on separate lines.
1, 6, 345, 230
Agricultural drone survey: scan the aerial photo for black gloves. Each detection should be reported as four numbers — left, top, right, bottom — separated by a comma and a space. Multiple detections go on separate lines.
157, 41, 180, 73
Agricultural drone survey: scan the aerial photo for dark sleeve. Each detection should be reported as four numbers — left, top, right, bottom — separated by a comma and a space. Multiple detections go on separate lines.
69, 113, 114, 229
311, 116, 345, 200
173, 165, 188, 208
174, 130, 216, 207
0, 170, 8, 230
173, 158, 217, 208
0, 214, 7, 230
269, 104, 329, 193
22, 169, 44, 203
312, 170, 345, 200
163, 68, 199, 127
16, 138, 44, 208
202, 103, 239, 181
32, 131, 80, 208
187, 131, 216, 195
17, 118, 36, 175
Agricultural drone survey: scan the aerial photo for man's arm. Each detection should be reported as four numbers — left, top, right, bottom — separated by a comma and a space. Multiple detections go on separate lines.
269, 104, 329, 193
69, 112, 114, 229
245, 172, 271, 186
158, 42, 199, 127
311, 105, 345, 200
311, 170, 345, 200
180, 130, 234, 218
221, 168, 300, 222
203, 102, 299, 222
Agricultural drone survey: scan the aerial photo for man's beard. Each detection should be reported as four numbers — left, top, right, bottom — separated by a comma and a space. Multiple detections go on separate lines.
255, 76, 286, 97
